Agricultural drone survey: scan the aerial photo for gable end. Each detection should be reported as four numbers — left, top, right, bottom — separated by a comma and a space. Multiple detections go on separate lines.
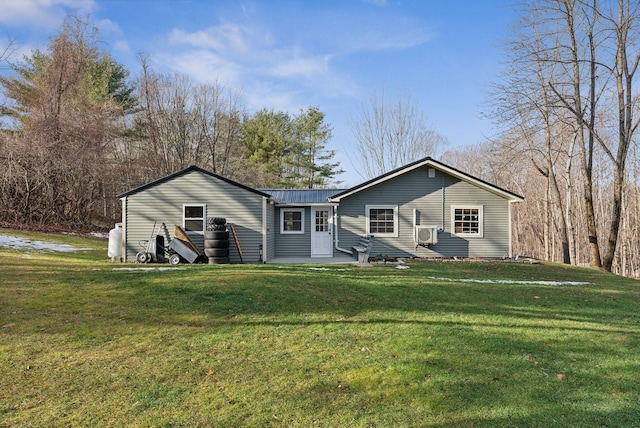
117, 166, 271, 199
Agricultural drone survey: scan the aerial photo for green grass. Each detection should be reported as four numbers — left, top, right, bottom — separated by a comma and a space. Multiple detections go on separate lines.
1, 228, 639, 427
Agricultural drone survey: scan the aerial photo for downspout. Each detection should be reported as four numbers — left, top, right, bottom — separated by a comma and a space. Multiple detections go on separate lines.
441, 175, 445, 230
508, 200, 514, 258
333, 205, 353, 255
122, 196, 128, 262
413, 208, 417, 242
262, 197, 268, 263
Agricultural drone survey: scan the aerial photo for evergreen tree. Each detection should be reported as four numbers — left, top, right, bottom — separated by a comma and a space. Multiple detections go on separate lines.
242, 107, 342, 188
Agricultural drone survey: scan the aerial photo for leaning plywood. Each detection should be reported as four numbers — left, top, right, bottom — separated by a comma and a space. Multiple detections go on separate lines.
174, 225, 203, 256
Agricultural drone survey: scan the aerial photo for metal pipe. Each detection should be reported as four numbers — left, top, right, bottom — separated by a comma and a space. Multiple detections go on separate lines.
333, 205, 353, 255
441, 175, 445, 230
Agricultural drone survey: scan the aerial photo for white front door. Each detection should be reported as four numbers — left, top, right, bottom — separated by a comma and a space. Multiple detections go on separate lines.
311, 206, 333, 257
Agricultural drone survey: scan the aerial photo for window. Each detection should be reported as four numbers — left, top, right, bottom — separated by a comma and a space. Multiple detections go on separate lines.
183, 204, 206, 234
366, 205, 398, 237
281, 209, 304, 234
452, 205, 483, 237
315, 209, 329, 232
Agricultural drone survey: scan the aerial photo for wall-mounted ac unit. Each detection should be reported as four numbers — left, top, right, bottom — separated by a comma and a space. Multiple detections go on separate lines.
415, 225, 438, 245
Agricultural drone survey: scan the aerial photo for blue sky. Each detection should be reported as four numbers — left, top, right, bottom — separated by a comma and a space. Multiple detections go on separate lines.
1, 0, 515, 185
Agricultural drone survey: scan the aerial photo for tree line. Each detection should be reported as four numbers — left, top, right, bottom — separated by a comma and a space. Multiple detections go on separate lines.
0, 16, 342, 231
2, 5, 640, 278
443, 0, 640, 277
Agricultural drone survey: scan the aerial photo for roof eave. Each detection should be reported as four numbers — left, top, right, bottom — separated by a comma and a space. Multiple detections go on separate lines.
117, 165, 272, 199
328, 157, 524, 202
275, 202, 339, 207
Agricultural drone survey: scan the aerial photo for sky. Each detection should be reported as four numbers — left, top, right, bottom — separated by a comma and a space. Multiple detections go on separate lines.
0, 0, 516, 185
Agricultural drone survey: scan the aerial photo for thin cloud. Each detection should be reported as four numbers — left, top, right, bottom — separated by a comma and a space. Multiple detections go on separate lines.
155, 49, 244, 88
151, 3, 431, 113
112, 39, 130, 55
329, 13, 435, 53
169, 23, 250, 54
267, 52, 331, 79
363, 0, 388, 6
95, 17, 121, 34
162, 21, 336, 85
244, 83, 301, 113
0, 0, 96, 28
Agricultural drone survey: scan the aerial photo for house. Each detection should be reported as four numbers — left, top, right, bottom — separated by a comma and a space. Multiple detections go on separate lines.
116, 157, 524, 263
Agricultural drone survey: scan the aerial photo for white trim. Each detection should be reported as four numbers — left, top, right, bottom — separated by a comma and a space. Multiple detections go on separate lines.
365, 205, 398, 238
182, 203, 206, 234
280, 208, 305, 234
451, 205, 483, 238
311, 206, 333, 257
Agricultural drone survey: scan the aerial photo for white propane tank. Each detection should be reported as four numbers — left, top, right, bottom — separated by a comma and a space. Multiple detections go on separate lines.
108, 223, 123, 261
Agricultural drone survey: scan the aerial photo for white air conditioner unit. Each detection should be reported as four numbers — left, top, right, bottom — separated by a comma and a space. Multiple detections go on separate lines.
415, 225, 438, 245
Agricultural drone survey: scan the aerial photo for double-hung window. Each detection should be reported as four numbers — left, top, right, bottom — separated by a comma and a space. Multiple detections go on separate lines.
366, 205, 398, 237
183, 204, 206, 234
451, 205, 483, 237
281, 209, 304, 234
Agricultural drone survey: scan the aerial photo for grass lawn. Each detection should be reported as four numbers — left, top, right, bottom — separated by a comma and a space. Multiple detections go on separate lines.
1, 228, 639, 427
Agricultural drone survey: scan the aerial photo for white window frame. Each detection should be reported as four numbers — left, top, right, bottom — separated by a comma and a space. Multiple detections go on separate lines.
365, 205, 398, 238
183, 204, 206, 235
451, 205, 483, 237
280, 208, 305, 234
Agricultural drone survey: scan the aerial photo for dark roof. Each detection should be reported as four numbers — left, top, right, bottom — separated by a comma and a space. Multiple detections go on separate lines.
329, 157, 524, 201
261, 188, 347, 204
117, 165, 271, 199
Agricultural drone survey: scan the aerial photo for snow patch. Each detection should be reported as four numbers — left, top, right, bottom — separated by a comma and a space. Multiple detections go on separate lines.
0, 234, 89, 252
426, 276, 589, 286
308, 267, 346, 271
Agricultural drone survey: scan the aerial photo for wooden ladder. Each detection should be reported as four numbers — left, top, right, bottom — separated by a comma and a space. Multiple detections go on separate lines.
229, 224, 244, 264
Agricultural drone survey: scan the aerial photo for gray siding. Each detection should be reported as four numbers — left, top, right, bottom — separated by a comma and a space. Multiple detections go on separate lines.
122, 170, 264, 263
337, 166, 512, 258
266, 202, 275, 262
274, 206, 312, 257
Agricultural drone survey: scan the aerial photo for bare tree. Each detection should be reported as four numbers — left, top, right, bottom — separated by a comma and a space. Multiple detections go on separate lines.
133, 59, 247, 181
0, 16, 133, 228
492, 0, 640, 272
192, 82, 245, 177
490, 10, 579, 265
0, 37, 16, 67
350, 87, 448, 179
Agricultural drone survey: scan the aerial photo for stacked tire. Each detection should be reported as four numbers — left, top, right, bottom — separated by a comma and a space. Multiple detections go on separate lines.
205, 217, 230, 264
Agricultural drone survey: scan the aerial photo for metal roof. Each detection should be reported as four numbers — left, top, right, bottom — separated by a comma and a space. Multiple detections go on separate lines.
261, 188, 347, 204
